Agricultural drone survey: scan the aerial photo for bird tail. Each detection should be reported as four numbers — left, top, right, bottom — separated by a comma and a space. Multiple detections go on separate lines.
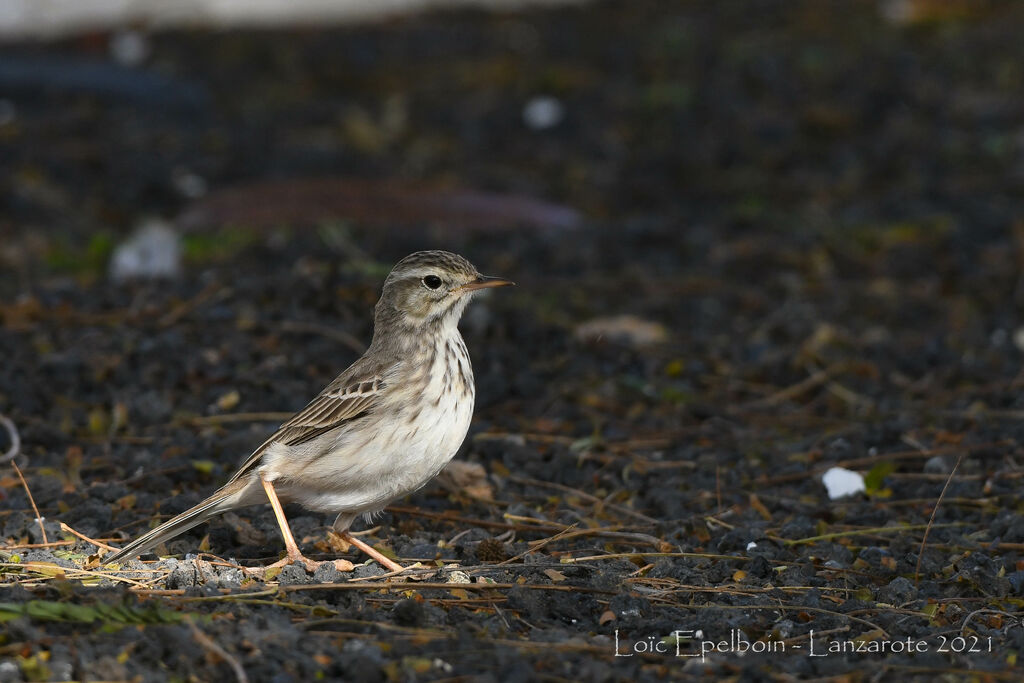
103, 480, 249, 564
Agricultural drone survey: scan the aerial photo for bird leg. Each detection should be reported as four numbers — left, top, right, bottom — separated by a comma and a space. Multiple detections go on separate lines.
260, 478, 404, 574
260, 476, 332, 572
335, 529, 406, 573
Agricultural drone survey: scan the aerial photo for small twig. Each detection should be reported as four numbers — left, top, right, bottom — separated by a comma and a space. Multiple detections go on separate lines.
497, 524, 579, 566
526, 527, 667, 549
0, 414, 21, 464
0, 563, 153, 588
733, 362, 847, 411
386, 505, 564, 531
186, 616, 249, 683
183, 412, 292, 426
626, 577, 864, 596
0, 540, 76, 550
10, 464, 46, 545
756, 440, 1007, 486
59, 522, 118, 552
445, 528, 475, 546
784, 523, 964, 546
916, 451, 964, 584
960, 608, 1022, 637
506, 475, 659, 524
684, 602, 890, 638
562, 551, 751, 564
135, 581, 618, 597
502, 514, 568, 528
158, 281, 230, 328
2, 415, 47, 545
825, 380, 875, 410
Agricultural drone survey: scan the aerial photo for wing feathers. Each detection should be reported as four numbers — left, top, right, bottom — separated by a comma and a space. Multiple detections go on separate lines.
227, 368, 387, 482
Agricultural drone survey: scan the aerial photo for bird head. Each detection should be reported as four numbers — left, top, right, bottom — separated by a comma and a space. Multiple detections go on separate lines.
374, 250, 513, 332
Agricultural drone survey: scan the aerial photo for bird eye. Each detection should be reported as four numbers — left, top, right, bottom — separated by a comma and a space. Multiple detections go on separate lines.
423, 275, 443, 290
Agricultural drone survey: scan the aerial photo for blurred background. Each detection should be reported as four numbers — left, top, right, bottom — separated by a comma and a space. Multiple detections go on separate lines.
2, 1, 1024, 678
4, 0, 1024, 547
4, 0, 1024, 510
3, 0, 1023, 280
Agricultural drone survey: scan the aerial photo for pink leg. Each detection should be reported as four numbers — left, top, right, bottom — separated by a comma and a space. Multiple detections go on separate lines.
337, 530, 406, 573
261, 477, 348, 572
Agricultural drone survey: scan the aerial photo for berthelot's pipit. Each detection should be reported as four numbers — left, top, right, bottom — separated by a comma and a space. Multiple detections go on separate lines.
104, 251, 513, 572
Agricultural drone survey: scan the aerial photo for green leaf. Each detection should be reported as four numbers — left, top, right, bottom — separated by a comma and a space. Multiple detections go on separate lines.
864, 461, 897, 494
191, 460, 217, 475
0, 600, 193, 629
854, 587, 873, 602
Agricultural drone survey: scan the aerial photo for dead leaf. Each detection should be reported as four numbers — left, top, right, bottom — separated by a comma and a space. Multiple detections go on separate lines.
544, 568, 567, 583
0, 296, 42, 331
325, 529, 351, 553
437, 460, 494, 501
215, 390, 240, 411
115, 494, 136, 510
23, 562, 66, 579
574, 315, 669, 348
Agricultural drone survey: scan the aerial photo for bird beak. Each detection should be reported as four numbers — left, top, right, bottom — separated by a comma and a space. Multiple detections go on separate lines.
457, 275, 515, 293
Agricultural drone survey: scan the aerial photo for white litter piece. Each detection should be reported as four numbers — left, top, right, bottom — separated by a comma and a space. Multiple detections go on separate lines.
109, 219, 182, 281
821, 466, 866, 499
523, 95, 564, 130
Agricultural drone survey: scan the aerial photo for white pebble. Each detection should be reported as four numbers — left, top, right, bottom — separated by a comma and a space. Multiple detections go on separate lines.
173, 168, 208, 198
821, 467, 866, 499
110, 219, 182, 282
109, 29, 150, 66
523, 95, 564, 130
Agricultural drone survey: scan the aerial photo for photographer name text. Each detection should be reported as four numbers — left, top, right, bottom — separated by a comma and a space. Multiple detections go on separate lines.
614, 629, 994, 662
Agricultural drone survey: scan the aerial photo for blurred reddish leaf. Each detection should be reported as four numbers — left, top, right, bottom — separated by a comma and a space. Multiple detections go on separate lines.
178, 178, 582, 233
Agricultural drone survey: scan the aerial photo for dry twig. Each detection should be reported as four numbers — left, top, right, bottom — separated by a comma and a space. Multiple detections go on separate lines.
59, 522, 118, 553
915, 451, 964, 583
186, 616, 249, 683
1, 414, 46, 544
0, 413, 20, 465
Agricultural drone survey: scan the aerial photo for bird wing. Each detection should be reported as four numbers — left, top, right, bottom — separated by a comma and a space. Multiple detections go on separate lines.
228, 361, 391, 483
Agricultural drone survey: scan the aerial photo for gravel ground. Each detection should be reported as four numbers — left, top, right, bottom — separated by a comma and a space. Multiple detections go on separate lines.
1, 1, 1023, 680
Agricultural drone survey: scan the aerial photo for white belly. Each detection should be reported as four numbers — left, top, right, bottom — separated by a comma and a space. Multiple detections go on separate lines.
259, 334, 476, 515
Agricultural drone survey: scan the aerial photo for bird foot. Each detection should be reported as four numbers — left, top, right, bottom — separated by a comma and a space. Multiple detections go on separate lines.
336, 530, 408, 573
